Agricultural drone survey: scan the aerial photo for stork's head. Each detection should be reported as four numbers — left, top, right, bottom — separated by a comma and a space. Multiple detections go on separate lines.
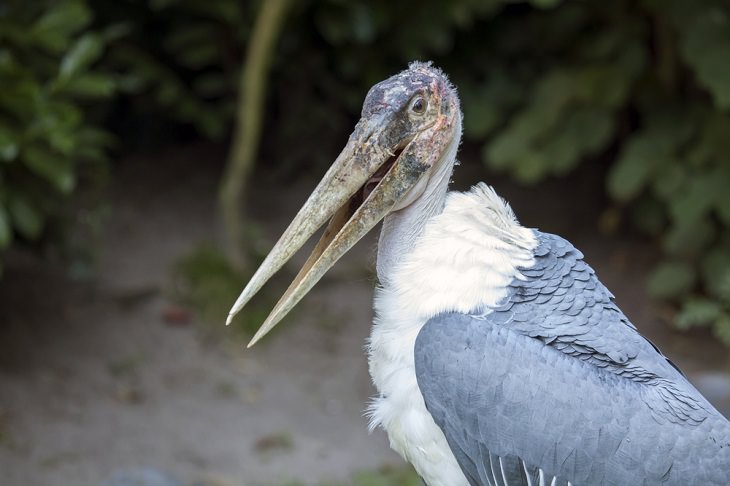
227, 62, 461, 346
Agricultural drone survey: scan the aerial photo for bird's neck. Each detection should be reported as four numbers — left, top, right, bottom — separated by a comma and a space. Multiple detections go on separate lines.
376, 117, 462, 286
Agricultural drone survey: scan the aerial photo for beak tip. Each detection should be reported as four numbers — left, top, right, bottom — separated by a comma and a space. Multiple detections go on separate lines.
246, 313, 280, 348
247, 332, 262, 348
225, 314, 234, 326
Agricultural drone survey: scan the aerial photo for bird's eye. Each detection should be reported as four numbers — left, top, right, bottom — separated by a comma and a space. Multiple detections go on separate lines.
410, 96, 427, 114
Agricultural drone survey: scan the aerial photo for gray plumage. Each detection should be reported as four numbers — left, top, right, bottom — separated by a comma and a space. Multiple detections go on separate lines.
415, 232, 730, 485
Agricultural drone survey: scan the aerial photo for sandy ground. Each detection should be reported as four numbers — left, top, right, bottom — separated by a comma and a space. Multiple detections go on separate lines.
1, 144, 729, 486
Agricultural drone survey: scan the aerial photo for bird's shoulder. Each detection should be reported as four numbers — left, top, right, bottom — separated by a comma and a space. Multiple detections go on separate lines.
490, 232, 678, 378
420, 230, 713, 425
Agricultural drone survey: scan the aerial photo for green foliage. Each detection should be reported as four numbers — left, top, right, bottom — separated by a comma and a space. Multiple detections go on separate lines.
614, 1, 730, 342
96, 0, 509, 168
100, 0, 254, 140
685, 246, 730, 346
676, 2, 730, 110
677, 296, 730, 347
466, 2, 646, 181
3, 0, 730, 344
0, 0, 116, 272
647, 261, 696, 300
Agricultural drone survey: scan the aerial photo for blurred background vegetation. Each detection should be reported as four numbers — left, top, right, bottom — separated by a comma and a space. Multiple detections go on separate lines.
2, 0, 730, 345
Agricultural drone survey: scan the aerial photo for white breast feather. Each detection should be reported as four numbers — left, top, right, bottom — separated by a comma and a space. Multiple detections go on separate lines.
367, 183, 538, 486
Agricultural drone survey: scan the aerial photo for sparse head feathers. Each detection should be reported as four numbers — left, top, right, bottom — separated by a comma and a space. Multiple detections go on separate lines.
407, 61, 454, 90
362, 61, 459, 120
408, 60, 436, 71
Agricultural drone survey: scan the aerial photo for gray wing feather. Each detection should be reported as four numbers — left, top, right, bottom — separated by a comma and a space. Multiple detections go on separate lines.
415, 232, 730, 486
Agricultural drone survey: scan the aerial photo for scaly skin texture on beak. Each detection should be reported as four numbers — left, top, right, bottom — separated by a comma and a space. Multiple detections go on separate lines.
227, 62, 459, 346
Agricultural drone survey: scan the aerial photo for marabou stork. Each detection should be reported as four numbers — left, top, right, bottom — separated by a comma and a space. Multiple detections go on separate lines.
227, 62, 730, 485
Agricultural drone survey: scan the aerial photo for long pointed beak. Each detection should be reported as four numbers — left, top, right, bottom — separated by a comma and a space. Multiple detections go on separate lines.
225, 115, 389, 324
228, 113, 449, 347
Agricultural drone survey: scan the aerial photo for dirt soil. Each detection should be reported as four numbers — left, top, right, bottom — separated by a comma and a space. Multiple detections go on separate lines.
1, 144, 729, 486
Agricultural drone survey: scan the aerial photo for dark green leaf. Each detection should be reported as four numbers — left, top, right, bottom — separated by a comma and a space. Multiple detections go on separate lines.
548, 107, 614, 174
59, 33, 105, 81
680, 10, 730, 109
31, 1, 92, 51
574, 65, 632, 108
629, 195, 666, 236
709, 165, 730, 224
192, 73, 230, 97
462, 74, 523, 140
647, 261, 696, 299
701, 246, 730, 299
485, 70, 574, 174
75, 127, 116, 148
514, 151, 549, 185
607, 134, 660, 202
61, 73, 116, 98
652, 164, 685, 200
608, 113, 693, 202
8, 196, 43, 240
0, 126, 19, 162
101, 23, 132, 43
713, 313, 730, 347
530, 0, 563, 10
484, 129, 529, 171
668, 165, 727, 224
0, 49, 16, 75
0, 205, 11, 248
164, 25, 220, 69
676, 297, 722, 330
23, 146, 76, 194
176, 43, 220, 70
717, 190, 730, 226
351, 4, 377, 44
150, 0, 178, 9
663, 216, 715, 257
